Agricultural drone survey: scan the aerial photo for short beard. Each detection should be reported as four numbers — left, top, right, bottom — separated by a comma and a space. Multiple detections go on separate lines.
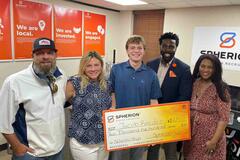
33, 61, 56, 76
160, 52, 174, 65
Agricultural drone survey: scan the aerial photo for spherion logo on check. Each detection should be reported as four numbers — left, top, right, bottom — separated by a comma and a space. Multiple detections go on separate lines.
219, 32, 236, 48
107, 115, 114, 123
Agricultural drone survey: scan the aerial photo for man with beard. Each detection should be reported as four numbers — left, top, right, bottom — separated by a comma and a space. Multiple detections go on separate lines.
147, 32, 192, 160
0, 38, 67, 160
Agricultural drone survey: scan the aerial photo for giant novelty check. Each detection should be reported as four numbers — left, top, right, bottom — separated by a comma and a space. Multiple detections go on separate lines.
103, 101, 191, 151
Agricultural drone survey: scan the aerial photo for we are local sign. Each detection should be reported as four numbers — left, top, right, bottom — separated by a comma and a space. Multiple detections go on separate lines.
13, 0, 52, 59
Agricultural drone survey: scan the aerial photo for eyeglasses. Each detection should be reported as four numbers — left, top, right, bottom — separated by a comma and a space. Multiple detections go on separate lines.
46, 75, 58, 103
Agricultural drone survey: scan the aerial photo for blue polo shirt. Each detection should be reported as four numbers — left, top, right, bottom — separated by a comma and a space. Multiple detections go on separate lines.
109, 61, 162, 108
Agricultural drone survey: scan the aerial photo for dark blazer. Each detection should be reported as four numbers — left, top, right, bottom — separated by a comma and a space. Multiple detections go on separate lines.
147, 58, 192, 103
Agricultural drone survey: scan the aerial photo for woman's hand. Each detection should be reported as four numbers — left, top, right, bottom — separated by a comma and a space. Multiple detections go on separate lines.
205, 140, 217, 155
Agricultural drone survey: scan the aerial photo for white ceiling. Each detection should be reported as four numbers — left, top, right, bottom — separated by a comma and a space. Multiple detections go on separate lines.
71, 0, 240, 11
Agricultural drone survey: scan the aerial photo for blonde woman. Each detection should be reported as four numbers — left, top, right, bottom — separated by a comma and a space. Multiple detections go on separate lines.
66, 51, 112, 160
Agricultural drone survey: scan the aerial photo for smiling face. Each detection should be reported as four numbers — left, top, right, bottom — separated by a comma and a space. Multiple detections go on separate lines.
127, 42, 145, 64
160, 39, 177, 64
33, 48, 56, 74
199, 58, 214, 81
84, 57, 102, 80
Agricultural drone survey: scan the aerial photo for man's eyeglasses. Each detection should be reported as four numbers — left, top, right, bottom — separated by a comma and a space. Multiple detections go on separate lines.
46, 75, 58, 103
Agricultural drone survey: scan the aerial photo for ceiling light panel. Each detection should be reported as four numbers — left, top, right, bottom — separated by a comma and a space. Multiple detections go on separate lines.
105, 0, 147, 5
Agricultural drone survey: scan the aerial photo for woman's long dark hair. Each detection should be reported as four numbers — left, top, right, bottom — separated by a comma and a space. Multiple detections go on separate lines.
192, 54, 230, 102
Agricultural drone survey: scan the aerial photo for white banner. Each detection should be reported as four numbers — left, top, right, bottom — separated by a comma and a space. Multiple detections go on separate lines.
191, 27, 240, 71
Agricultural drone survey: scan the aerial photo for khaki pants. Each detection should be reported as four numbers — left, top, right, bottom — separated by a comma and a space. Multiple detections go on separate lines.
70, 138, 109, 160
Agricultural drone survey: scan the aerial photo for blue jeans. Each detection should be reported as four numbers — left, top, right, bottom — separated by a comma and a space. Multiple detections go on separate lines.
12, 149, 64, 160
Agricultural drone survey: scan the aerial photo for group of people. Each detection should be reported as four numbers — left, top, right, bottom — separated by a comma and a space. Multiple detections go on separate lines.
0, 32, 230, 160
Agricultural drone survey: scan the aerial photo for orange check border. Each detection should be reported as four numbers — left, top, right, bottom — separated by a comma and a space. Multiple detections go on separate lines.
102, 101, 191, 151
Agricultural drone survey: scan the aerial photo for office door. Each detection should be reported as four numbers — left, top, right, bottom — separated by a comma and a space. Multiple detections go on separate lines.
133, 10, 164, 63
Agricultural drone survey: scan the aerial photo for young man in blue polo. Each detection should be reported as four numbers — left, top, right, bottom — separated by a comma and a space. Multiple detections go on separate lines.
109, 35, 162, 160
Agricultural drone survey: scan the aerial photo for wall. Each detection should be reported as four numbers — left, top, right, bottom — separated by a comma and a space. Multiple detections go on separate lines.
163, 5, 240, 86
0, 0, 133, 145
115, 11, 133, 62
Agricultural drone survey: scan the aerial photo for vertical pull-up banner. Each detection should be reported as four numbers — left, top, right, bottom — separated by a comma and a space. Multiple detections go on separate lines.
0, 0, 11, 60
13, 0, 52, 59
84, 12, 106, 56
54, 6, 82, 57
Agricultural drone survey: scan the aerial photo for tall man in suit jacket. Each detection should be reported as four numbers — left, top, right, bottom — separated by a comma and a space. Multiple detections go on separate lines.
147, 32, 192, 160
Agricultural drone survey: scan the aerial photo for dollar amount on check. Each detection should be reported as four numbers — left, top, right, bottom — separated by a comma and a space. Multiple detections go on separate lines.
103, 101, 191, 151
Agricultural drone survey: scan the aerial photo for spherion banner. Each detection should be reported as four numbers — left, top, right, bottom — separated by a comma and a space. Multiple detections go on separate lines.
54, 6, 82, 57
0, 0, 11, 60
84, 12, 106, 56
13, 0, 52, 59
191, 27, 240, 71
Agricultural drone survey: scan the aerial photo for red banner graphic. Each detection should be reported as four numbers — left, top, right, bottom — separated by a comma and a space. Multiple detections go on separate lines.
0, 0, 11, 60
13, 0, 52, 59
54, 6, 82, 57
84, 12, 106, 56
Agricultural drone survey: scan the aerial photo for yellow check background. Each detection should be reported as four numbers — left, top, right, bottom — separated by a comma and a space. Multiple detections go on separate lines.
103, 101, 191, 151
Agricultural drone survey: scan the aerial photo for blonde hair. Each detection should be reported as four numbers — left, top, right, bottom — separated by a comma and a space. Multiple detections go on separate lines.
125, 35, 146, 50
78, 51, 107, 91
